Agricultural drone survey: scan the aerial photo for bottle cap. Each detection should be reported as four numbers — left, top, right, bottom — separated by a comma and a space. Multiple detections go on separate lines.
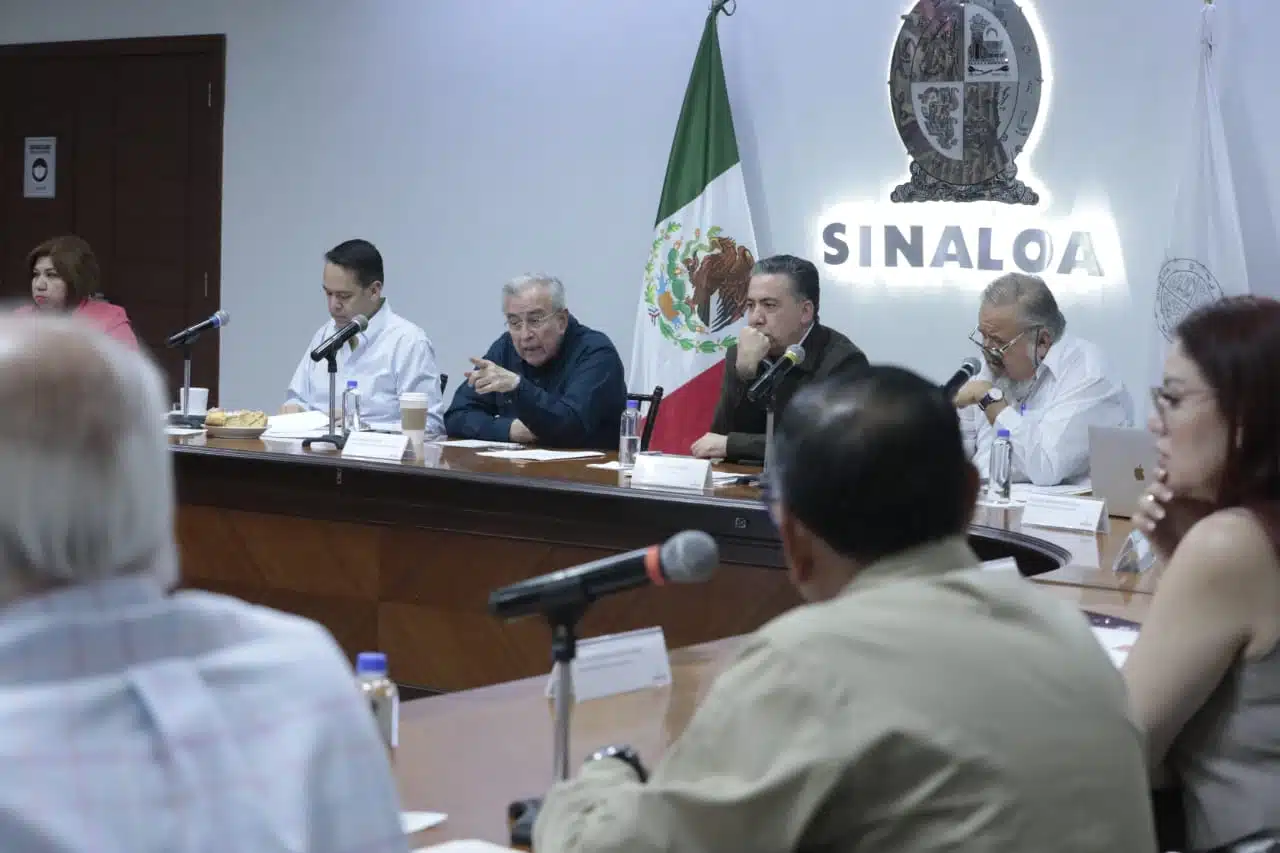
626, 400, 639, 410
997, 428, 1011, 438
346, 380, 359, 389
356, 651, 387, 674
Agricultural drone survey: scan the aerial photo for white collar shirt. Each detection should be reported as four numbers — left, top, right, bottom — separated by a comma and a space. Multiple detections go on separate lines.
960, 333, 1134, 486
285, 300, 444, 433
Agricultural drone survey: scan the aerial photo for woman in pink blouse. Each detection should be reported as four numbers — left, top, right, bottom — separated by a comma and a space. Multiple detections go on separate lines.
20, 235, 138, 349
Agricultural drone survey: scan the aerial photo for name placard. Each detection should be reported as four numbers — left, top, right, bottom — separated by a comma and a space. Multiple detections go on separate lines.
545, 626, 672, 703
1020, 494, 1110, 535
342, 431, 409, 462
631, 455, 712, 491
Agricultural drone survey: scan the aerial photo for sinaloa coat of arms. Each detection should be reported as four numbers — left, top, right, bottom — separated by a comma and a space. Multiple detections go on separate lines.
1154, 258, 1225, 342
644, 223, 755, 353
888, 0, 1043, 204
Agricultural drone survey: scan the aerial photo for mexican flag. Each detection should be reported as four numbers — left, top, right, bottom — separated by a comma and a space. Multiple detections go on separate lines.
1149, 0, 1249, 397
630, 3, 758, 455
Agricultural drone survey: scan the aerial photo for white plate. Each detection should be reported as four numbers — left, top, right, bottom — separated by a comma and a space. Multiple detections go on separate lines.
205, 425, 267, 440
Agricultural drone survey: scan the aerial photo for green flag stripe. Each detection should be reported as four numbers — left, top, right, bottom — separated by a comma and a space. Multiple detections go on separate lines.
654, 10, 741, 226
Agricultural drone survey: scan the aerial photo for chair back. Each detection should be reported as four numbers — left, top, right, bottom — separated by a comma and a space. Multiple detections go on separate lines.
626, 386, 664, 452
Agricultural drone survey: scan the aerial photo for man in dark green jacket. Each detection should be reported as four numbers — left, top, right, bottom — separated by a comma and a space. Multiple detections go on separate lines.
692, 255, 869, 463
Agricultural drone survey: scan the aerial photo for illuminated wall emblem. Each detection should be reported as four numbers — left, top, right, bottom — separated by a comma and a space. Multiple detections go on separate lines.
888, 0, 1043, 204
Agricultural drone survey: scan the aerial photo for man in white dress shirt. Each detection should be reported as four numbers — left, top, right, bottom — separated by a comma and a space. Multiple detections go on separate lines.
0, 314, 409, 853
284, 238, 444, 433
954, 273, 1132, 486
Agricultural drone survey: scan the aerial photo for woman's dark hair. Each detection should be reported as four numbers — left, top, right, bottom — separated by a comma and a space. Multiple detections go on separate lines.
27, 235, 102, 305
1175, 295, 1280, 509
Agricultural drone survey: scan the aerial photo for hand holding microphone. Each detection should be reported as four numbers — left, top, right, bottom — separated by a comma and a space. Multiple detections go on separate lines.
942, 357, 984, 403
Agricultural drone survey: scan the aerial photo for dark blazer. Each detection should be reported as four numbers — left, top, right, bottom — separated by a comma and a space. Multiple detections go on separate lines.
710, 323, 869, 462
444, 315, 627, 450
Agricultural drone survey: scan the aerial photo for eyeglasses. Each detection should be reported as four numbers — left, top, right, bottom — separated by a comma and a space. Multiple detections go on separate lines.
505, 312, 557, 332
968, 326, 1038, 362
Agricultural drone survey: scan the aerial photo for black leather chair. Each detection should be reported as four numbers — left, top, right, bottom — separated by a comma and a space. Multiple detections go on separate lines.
626, 386, 664, 451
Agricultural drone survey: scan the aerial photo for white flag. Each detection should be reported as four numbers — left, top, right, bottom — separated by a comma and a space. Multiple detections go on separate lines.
1150, 2, 1250, 394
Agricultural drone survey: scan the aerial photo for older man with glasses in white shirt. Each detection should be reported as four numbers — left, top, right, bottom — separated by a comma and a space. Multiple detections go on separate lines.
953, 272, 1133, 486
0, 314, 410, 853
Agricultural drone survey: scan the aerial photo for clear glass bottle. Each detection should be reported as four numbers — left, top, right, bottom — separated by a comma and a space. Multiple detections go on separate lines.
341, 380, 362, 436
989, 427, 1013, 500
619, 400, 641, 469
356, 651, 399, 756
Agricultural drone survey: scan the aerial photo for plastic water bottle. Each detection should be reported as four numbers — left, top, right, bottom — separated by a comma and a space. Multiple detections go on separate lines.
619, 400, 641, 469
356, 651, 399, 755
989, 428, 1013, 501
342, 380, 362, 435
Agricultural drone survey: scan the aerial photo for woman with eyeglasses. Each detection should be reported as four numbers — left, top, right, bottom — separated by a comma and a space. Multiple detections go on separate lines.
1125, 295, 1280, 853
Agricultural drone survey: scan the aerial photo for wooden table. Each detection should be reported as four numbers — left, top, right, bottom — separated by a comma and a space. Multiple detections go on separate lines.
395, 583, 1151, 848
171, 434, 1150, 690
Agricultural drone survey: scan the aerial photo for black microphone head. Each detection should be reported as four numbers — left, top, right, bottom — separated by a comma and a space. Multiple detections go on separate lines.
961, 356, 981, 377
351, 314, 370, 331
658, 530, 719, 583
786, 343, 806, 364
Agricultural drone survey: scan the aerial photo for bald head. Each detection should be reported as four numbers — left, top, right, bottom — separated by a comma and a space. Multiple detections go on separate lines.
0, 314, 176, 599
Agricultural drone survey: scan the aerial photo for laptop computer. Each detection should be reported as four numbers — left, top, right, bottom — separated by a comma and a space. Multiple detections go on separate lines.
1089, 426, 1160, 518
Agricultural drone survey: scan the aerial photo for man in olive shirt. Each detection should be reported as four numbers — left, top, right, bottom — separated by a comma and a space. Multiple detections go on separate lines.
691, 254, 868, 462
535, 367, 1156, 853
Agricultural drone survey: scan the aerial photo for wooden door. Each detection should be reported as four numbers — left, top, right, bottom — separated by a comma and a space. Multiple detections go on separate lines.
0, 36, 225, 403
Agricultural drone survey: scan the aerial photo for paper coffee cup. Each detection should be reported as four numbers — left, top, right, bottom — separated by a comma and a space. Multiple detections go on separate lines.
400, 392, 429, 435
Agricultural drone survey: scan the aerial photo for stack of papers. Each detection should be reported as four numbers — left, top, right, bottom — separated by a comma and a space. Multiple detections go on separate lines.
477, 449, 605, 462
263, 410, 330, 439
443, 439, 522, 449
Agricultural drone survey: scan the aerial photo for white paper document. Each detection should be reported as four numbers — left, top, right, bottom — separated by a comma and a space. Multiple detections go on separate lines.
443, 439, 523, 449
263, 410, 330, 439
401, 811, 448, 834
164, 426, 205, 437
477, 449, 605, 462
1091, 625, 1138, 668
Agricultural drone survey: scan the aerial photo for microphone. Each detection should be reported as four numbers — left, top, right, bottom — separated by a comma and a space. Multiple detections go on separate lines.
746, 344, 806, 403
310, 314, 369, 362
941, 357, 983, 400
488, 530, 719, 621
165, 310, 229, 348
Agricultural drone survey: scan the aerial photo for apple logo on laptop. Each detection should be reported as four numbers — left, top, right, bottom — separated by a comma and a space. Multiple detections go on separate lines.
1133, 465, 1146, 482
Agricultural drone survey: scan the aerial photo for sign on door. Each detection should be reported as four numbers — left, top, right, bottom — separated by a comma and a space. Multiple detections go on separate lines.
24, 136, 56, 199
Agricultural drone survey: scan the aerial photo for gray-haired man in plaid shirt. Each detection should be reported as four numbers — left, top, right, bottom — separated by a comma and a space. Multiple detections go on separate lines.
0, 313, 409, 853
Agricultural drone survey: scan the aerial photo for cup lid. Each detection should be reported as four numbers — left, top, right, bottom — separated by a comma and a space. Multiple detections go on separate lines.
400, 392, 429, 404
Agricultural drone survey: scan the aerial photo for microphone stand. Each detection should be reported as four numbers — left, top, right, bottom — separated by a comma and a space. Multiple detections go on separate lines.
506, 604, 584, 849
302, 350, 346, 450
168, 338, 207, 429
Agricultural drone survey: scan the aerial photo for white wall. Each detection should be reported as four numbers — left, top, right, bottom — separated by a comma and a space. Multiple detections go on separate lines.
1, 0, 1276, 414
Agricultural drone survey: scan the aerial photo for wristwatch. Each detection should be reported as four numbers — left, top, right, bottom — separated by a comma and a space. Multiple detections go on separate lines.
978, 387, 1005, 412
587, 744, 648, 782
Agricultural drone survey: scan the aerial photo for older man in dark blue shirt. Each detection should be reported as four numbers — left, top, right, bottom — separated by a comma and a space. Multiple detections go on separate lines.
445, 274, 627, 449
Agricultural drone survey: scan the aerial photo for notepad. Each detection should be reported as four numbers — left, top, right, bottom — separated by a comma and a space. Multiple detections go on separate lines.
443, 439, 523, 449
